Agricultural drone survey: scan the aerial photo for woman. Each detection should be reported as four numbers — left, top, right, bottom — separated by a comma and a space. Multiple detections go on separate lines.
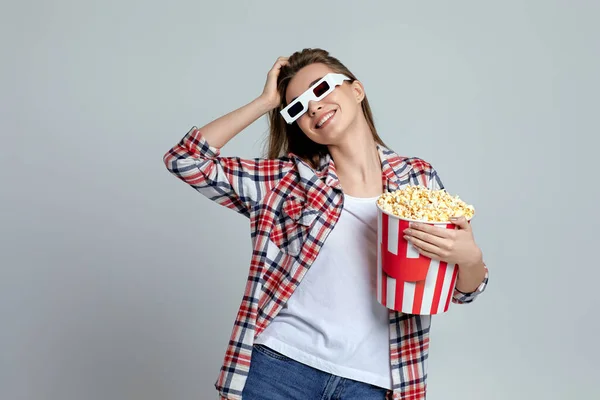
163, 48, 488, 400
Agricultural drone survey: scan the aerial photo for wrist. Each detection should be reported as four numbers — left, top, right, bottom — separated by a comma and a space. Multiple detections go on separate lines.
456, 257, 486, 294
254, 95, 277, 114
460, 248, 483, 271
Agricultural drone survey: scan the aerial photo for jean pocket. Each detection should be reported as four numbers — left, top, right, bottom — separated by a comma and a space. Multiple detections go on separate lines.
253, 344, 291, 361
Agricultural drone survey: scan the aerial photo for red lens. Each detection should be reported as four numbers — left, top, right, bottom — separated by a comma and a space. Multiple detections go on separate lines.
313, 81, 330, 98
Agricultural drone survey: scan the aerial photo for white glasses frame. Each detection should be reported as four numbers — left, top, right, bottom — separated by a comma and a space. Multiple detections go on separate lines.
280, 73, 351, 124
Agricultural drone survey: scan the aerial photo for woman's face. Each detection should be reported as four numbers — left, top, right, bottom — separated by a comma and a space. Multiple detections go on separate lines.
285, 63, 364, 146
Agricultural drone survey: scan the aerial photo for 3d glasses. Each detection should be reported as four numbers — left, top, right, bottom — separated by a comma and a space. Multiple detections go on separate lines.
280, 73, 351, 124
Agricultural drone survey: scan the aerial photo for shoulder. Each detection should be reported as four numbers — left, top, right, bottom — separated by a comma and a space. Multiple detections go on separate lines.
400, 156, 439, 187
379, 146, 437, 176
403, 156, 436, 175
379, 146, 443, 189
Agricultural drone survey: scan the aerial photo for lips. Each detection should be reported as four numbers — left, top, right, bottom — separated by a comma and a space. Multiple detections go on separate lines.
315, 110, 336, 129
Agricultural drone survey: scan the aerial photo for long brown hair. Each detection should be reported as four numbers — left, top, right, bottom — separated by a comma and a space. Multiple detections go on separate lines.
266, 48, 388, 169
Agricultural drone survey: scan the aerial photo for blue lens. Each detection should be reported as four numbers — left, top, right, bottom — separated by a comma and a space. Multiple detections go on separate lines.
288, 101, 304, 118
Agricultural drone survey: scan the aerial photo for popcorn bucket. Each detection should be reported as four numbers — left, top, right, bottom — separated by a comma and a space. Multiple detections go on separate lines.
376, 207, 461, 315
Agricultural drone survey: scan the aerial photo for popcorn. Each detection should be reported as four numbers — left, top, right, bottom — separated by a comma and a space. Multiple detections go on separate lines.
377, 185, 475, 222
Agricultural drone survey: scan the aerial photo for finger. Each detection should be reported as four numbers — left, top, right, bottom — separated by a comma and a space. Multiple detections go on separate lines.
404, 235, 445, 258
269, 60, 289, 73
408, 241, 442, 261
450, 216, 470, 230
407, 223, 453, 239
404, 228, 448, 248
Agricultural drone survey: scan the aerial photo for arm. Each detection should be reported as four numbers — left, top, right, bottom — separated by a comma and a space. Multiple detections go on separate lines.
187, 56, 289, 149
453, 259, 488, 304
163, 57, 291, 217
427, 167, 489, 304
193, 96, 273, 149
163, 124, 287, 217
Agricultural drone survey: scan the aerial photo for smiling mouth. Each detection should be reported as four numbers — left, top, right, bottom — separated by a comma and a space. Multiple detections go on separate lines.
315, 110, 336, 129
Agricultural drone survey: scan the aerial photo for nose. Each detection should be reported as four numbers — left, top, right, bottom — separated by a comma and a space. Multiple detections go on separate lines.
307, 100, 322, 117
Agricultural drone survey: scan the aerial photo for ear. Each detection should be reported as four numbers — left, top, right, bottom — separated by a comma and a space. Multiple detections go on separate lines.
351, 80, 365, 103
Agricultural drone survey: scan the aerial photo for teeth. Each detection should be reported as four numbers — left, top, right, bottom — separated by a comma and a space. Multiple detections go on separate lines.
316, 111, 335, 128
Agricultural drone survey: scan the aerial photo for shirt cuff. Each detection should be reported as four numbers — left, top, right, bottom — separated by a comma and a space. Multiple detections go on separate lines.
183, 126, 221, 158
452, 266, 489, 304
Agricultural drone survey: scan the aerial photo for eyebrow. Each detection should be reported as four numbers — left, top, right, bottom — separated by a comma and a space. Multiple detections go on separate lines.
290, 76, 324, 102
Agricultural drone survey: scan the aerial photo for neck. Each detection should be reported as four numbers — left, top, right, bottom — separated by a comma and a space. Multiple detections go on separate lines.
327, 116, 382, 195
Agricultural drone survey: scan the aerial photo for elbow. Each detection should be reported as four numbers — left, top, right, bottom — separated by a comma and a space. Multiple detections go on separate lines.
163, 148, 176, 172
162, 149, 213, 189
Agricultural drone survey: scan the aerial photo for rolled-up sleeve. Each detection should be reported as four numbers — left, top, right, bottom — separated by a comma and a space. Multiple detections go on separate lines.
452, 267, 489, 304
163, 126, 288, 217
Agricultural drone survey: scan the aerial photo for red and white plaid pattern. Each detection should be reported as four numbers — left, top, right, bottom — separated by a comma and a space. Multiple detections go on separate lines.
163, 127, 489, 400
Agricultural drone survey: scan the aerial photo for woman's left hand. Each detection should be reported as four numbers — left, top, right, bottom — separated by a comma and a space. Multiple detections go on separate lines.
402, 216, 482, 269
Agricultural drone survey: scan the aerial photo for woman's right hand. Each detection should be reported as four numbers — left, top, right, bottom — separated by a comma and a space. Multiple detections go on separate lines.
259, 56, 289, 110
186, 56, 291, 149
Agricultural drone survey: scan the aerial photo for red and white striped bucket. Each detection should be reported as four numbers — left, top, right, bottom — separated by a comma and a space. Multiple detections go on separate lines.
376, 207, 461, 315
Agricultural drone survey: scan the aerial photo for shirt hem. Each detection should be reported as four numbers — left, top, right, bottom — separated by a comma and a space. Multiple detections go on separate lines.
255, 336, 393, 390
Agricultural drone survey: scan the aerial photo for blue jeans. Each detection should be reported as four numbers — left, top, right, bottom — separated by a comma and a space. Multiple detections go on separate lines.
241, 344, 389, 399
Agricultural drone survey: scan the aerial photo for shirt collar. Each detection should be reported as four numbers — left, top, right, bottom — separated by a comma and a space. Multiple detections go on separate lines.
289, 144, 412, 194
376, 144, 412, 192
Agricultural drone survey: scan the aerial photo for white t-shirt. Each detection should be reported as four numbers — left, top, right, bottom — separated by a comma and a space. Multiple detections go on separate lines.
255, 194, 392, 390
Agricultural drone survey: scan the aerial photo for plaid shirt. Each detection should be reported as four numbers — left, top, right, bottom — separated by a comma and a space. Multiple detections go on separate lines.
163, 127, 489, 400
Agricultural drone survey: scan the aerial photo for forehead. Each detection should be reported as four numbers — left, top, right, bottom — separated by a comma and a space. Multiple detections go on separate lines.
285, 63, 336, 103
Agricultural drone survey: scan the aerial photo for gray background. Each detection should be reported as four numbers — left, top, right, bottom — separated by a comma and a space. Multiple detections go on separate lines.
2, 0, 598, 399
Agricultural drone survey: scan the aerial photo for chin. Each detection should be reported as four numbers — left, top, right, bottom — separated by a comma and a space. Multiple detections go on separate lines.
314, 123, 350, 145
307, 132, 342, 147
307, 124, 344, 145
